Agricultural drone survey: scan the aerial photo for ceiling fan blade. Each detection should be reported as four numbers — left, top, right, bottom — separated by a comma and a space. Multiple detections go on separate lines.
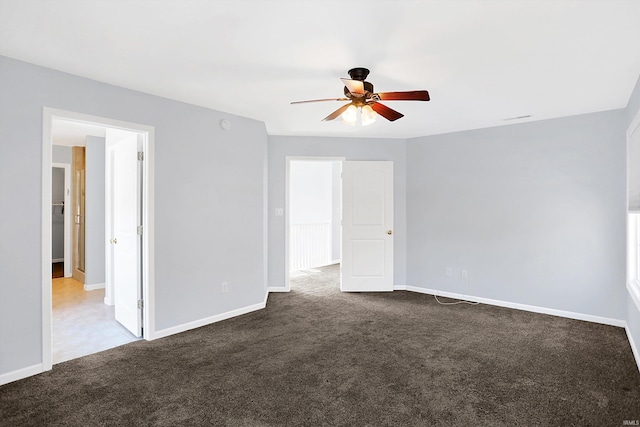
322, 103, 352, 121
376, 90, 430, 101
340, 78, 365, 95
370, 102, 404, 121
291, 97, 349, 104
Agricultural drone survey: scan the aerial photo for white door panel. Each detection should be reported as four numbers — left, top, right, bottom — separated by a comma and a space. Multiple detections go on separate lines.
341, 161, 393, 292
352, 169, 386, 225
351, 239, 386, 277
107, 129, 142, 337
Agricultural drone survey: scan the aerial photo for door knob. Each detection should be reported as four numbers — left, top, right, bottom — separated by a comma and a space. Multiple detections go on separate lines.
110, 238, 118, 244
387, 230, 393, 235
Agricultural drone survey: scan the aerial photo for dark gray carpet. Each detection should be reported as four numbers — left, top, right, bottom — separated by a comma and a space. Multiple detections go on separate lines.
2, 264, 639, 426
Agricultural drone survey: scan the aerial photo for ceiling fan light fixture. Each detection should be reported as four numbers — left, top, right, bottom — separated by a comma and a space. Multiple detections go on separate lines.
341, 104, 358, 124
361, 104, 376, 126
291, 68, 429, 125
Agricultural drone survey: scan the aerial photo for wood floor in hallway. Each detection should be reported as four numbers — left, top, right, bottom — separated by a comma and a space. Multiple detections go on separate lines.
52, 277, 139, 364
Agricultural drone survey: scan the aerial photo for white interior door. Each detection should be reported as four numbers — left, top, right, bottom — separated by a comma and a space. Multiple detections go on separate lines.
341, 161, 394, 292
107, 129, 142, 337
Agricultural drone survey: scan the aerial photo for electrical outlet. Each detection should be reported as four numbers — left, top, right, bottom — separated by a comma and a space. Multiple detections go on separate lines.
445, 267, 453, 277
222, 282, 228, 293
461, 269, 468, 279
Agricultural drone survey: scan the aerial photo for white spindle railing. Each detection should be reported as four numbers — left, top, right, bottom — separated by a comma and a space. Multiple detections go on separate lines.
290, 222, 331, 272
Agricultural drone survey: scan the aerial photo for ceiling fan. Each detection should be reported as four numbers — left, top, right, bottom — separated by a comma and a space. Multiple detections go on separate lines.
291, 67, 430, 125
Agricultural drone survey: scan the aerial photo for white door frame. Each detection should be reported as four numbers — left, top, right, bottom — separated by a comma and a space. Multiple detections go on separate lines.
627, 107, 640, 310
41, 107, 155, 371
51, 162, 72, 278
284, 156, 345, 292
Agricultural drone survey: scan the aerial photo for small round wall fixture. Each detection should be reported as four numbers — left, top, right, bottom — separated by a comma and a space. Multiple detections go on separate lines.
220, 119, 231, 130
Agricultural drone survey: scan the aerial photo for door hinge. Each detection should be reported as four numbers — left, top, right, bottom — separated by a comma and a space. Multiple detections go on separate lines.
138, 151, 144, 161
137, 225, 143, 236
138, 299, 144, 309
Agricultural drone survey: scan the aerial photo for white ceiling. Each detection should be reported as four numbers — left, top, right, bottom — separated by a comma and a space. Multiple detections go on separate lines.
52, 119, 106, 146
2, 0, 640, 139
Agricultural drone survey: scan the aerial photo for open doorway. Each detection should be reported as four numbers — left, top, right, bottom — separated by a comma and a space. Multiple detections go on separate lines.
285, 158, 395, 293
286, 157, 343, 290
42, 108, 154, 370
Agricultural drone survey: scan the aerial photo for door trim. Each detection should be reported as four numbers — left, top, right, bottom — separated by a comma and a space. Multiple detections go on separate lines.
284, 156, 345, 291
42, 107, 155, 371
52, 163, 72, 278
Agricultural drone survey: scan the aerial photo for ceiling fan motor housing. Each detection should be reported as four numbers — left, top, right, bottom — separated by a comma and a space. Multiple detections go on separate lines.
348, 67, 370, 81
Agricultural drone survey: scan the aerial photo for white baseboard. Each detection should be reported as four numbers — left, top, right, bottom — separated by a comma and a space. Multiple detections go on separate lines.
52, 258, 64, 263
152, 301, 266, 340
84, 282, 105, 291
625, 324, 640, 373
393, 285, 407, 291
404, 285, 626, 328
306, 261, 340, 269
268, 286, 289, 293
0, 363, 43, 386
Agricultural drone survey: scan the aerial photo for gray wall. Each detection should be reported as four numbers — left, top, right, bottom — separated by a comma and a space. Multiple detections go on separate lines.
268, 135, 407, 288
52, 145, 71, 164
51, 168, 65, 260
85, 136, 105, 286
626, 73, 640, 359
0, 56, 268, 376
406, 110, 627, 320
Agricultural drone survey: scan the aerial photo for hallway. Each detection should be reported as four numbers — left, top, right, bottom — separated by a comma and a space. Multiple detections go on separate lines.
52, 277, 139, 364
